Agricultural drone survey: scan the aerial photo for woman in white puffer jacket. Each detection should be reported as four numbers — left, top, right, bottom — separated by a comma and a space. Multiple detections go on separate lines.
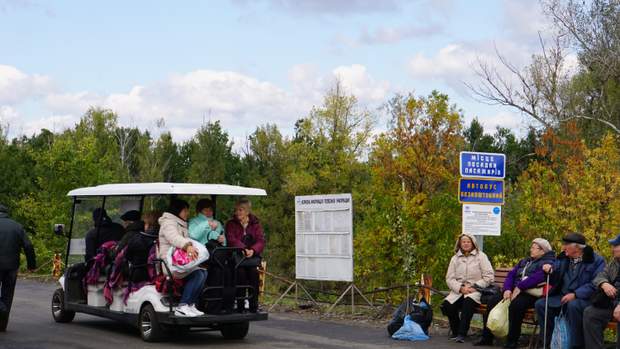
159, 199, 208, 317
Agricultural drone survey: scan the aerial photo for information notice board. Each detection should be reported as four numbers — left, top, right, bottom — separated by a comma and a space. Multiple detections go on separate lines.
295, 193, 353, 282
462, 204, 502, 236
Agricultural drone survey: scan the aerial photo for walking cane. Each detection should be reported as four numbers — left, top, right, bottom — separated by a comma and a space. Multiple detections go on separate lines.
543, 272, 550, 349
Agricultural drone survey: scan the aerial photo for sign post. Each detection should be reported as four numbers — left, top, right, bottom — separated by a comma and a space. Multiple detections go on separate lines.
459, 152, 506, 251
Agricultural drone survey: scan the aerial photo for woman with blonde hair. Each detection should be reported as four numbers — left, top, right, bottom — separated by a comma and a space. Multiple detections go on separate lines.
225, 198, 265, 313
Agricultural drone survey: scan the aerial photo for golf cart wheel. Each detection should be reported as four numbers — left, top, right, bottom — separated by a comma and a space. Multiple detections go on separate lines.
138, 304, 166, 342
220, 321, 250, 339
52, 288, 75, 323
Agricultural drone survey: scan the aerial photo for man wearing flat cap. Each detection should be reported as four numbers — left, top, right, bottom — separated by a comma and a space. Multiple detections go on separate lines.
583, 234, 620, 349
535, 233, 606, 349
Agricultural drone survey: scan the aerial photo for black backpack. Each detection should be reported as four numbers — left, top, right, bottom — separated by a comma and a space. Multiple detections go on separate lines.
387, 297, 433, 336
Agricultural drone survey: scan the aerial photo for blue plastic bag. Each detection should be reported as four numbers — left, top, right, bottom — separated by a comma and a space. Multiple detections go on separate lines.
391, 315, 430, 341
550, 312, 570, 349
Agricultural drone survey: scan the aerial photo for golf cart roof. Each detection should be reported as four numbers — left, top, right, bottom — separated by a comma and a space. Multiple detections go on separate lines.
67, 183, 267, 197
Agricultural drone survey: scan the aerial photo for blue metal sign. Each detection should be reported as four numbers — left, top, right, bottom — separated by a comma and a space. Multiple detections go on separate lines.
460, 151, 506, 179
459, 178, 504, 205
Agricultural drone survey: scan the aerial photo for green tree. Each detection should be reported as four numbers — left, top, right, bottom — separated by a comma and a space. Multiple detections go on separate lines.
243, 124, 294, 276
286, 82, 373, 195
187, 121, 242, 185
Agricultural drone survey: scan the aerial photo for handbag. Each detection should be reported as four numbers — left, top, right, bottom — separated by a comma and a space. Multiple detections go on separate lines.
166, 240, 209, 275
473, 284, 501, 304
487, 299, 510, 338
525, 283, 551, 297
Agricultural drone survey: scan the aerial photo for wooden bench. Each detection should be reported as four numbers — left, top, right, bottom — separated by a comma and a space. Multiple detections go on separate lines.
478, 268, 619, 347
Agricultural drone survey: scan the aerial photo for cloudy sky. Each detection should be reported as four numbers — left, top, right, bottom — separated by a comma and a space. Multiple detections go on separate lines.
0, 0, 553, 145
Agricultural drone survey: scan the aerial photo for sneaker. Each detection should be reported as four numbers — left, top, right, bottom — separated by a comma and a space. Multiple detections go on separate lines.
454, 336, 465, 343
449, 335, 459, 341
189, 304, 204, 317
174, 304, 195, 317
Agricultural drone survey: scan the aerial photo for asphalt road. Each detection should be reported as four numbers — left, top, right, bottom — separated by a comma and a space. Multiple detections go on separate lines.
0, 279, 476, 349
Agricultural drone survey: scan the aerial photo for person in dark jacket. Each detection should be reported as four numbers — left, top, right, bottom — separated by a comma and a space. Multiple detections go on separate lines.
126, 211, 161, 283
84, 208, 125, 262
0, 204, 36, 331
225, 198, 265, 313
535, 233, 606, 349
116, 219, 145, 254
583, 234, 620, 349
120, 210, 141, 229
475, 238, 555, 348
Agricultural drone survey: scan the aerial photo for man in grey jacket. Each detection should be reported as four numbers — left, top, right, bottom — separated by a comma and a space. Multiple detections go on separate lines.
0, 204, 36, 331
583, 234, 620, 349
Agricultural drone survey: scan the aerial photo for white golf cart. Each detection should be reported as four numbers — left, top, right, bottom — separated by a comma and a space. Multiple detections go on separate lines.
51, 183, 268, 342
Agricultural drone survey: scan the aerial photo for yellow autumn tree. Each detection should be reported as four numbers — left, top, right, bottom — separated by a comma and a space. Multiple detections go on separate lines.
355, 91, 464, 288
503, 127, 620, 260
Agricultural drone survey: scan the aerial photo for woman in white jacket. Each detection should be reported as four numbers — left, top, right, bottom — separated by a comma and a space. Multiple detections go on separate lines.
159, 199, 208, 317
441, 234, 494, 343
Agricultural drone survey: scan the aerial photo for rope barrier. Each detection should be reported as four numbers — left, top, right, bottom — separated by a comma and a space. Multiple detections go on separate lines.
264, 271, 448, 307
19, 253, 65, 279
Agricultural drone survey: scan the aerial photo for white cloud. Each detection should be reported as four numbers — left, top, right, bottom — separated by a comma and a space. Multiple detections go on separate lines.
358, 24, 443, 45
0, 65, 53, 105
408, 41, 538, 95
43, 70, 297, 139
231, 0, 404, 15
44, 91, 102, 115
482, 110, 523, 133
409, 44, 476, 80
332, 64, 390, 103
331, 23, 444, 49
20, 114, 77, 136
501, 0, 551, 42
28, 64, 389, 142
408, 44, 487, 94
288, 63, 390, 107
0, 105, 19, 123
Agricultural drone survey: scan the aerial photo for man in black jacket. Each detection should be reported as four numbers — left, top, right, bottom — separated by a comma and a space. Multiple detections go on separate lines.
84, 208, 125, 261
0, 204, 36, 331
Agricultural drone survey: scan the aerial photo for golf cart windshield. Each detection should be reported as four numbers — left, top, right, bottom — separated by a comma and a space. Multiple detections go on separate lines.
67, 196, 142, 265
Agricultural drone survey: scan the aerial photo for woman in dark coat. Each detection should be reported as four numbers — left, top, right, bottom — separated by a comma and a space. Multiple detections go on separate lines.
225, 198, 265, 313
